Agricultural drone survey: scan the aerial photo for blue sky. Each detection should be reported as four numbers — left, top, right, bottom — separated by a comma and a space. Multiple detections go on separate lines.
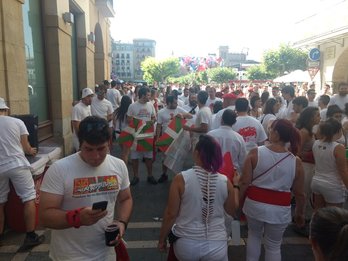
110, 0, 319, 61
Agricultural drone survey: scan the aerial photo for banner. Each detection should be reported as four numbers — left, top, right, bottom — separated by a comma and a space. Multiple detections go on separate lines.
118, 118, 154, 151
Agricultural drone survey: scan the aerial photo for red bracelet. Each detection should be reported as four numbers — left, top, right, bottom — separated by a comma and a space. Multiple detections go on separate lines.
66, 208, 84, 228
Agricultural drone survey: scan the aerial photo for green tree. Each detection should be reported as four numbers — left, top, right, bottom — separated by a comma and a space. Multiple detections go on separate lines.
263, 43, 307, 77
141, 57, 180, 84
207, 67, 237, 83
247, 64, 273, 80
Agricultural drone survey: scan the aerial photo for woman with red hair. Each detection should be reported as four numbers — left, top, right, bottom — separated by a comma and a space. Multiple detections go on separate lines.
158, 135, 238, 261
239, 119, 306, 261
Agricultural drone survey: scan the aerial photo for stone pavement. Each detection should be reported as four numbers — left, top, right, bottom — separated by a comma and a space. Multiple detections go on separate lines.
0, 144, 316, 260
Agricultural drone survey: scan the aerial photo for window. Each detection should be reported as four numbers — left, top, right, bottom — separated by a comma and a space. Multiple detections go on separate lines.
23, 0, 48, 122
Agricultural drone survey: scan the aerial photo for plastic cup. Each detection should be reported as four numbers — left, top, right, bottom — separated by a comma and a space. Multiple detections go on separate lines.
105, 224, 119, 246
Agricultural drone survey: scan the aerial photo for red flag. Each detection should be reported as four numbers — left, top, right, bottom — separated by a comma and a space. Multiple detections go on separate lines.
218, 152, 235, 182
114, 240, 130, 261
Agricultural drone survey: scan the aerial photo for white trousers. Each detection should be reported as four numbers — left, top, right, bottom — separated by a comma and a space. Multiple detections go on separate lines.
174, 238, 228, 261
246, 216, 288, 261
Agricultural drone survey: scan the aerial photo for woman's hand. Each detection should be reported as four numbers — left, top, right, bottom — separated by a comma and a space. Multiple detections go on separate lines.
157, 240, 167, 252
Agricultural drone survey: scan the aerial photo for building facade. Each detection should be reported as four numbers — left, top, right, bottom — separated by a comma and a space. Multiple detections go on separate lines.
133, 39, 156, 80
111, 41, 134, 81
0, 0, 114, 154
292, 0, 348, 91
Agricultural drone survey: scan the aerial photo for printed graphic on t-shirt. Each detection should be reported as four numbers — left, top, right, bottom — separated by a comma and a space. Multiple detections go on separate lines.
137, 108, 151, 119
238, 127, 257, 142
73, 175, 118, 197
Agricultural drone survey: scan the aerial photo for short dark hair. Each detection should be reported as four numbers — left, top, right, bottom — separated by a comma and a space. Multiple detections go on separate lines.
235, 98, 249, 112
221, 109, 237, 126
197, 90, 208, 105
111, 80, 117, 87
166, 95, 176, 105
319, 95, 330, 105
103, 80, 110, 85
250, 95, 261, 108
138, 86, 150, 99
78, 116, 110, 146
327, 105, 343, 118
281, 85, 295, 97
293, 96, 308, 108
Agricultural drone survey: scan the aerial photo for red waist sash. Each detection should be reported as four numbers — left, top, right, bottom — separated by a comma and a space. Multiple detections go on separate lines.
246, 186, 291, 206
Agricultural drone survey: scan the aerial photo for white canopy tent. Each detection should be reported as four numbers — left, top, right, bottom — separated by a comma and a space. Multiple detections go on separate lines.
273, 70, 313, 83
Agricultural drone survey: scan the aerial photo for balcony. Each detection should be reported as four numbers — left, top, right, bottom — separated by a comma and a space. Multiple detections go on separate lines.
96, 0, 115, 17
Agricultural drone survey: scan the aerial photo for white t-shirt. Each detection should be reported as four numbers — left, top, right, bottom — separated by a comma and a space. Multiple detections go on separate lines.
179, 94, 189, 105
211, 105, 235, 130
0, 116, 30, 173
205, 97, 222, 109
308, 100, 318, 107
328, 94, 348, 110
208, 126, 247, 173
232, 115, 267, 153
157, 107, 188, 132
91, 97, 113, 121
127, 101, 156, 121
40, 153, 130, 261
320, 108, 328, 122
71, 101, 92, 151
259, 113, 276, 137
192, 106, 212, 142
106, 88, 121, 111
177, 99, 185, 108
278, 99, 294, 120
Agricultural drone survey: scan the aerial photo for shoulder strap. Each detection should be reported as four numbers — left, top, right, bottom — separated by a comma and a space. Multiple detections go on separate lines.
252, 153, 292, 182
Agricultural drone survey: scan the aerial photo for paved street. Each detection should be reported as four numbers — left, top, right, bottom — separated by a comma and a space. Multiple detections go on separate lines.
0, 144, 315, 260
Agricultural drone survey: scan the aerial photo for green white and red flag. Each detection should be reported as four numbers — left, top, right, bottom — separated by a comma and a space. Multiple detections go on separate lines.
118, 118, 154, 151
156, 116, 187, 152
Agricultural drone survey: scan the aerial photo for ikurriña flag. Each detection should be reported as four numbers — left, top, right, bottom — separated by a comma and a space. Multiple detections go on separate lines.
117, 118, 154, 151
156, 116, 187, 152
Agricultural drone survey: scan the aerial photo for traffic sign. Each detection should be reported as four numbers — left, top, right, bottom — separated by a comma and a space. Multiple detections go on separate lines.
309, 48, 320, 61
308, 67, 319, 80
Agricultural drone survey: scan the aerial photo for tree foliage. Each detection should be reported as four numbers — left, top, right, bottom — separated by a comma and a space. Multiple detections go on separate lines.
263, 44, 307, 77
141, 57, 180, 84
247, 64, 273, 80
207, 67, 237, 83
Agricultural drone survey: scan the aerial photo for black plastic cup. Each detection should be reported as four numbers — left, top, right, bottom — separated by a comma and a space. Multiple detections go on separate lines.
105, 224, 119, 246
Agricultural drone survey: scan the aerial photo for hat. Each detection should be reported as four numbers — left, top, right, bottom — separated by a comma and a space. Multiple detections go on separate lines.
81, 88, 94, 98
222, 93, 238, 100
0, 97, 9, 109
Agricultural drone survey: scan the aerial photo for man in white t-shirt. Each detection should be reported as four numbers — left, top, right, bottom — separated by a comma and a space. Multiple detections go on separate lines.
127, 87, 157, 186
0, 98, 44, 251
208, 109, 247, 173
328, 82, 348, 110
211, 92, 237, 130
71, 88, 94, 151
232, 98, 267, 153
40, 116, 132, 261
179, 87, 189, 105
206, 87, 222, 111
106, 80, 121, 111
318, 94, 330, 122
156, 95, 191, 182
183, 90, 212, 148
91, 85, 114, 145
307, 89, 318, 107
280, 85, 297, 123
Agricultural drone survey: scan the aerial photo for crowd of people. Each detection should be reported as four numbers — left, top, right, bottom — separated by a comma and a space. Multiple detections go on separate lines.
1, 78, 348, 260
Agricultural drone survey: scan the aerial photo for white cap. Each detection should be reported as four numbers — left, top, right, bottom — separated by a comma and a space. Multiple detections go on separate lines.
81, 88, 94, 98
0, 97, 9, 109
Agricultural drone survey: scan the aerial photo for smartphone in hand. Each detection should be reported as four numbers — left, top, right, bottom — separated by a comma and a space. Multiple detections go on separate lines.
92, 201, 108, 211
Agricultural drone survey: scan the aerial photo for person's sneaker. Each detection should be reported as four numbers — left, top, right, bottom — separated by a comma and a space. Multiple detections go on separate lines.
130, 176, 139, 186
157, 173, 168, 183
147, 176, 158, 185
17, 234, 45, 252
